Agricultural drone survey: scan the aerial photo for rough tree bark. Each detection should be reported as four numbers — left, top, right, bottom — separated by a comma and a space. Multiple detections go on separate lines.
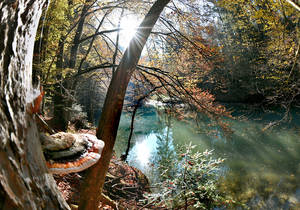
52, 38, 69, 131
78, 0, 171, 209
0, 1, 69, 209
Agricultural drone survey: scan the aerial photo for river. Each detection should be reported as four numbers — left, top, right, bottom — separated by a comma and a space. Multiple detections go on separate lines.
114, 104, 300, 209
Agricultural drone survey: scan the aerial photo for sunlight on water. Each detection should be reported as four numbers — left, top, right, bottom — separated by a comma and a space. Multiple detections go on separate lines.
115, 106, 300, 209
127, 133, 158, 171
136, 141, 150, 166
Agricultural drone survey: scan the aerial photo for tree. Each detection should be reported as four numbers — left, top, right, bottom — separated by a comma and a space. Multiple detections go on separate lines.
0, 1, 69, 209
286, 0, 300, 11
78, 0, 171, 209
185, 0, 299, 108
36, 0, 131, 131
47, 0, 97, 131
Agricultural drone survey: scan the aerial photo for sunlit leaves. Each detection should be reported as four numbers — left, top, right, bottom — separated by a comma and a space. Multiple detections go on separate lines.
213, 0, 300, 106
143, 143, 230, 209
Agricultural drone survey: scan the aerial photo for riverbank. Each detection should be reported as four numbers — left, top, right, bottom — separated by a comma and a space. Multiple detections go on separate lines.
52, 128, 156, 209
58, 104, 300, 209
114, 104, 300, 209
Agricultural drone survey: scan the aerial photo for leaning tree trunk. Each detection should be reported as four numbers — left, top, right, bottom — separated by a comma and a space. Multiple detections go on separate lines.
78, 0, 171, 209
0, 1, 69, 209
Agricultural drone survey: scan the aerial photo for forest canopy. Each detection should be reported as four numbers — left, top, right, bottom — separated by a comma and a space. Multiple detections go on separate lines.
35, 0, 299, 130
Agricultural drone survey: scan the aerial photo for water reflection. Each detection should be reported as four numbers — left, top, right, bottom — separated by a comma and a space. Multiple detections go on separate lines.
127, 133, 158, 170
115, 106, 300, 208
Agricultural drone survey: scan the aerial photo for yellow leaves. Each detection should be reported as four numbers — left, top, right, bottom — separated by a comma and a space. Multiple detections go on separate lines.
233, 55, 240, 62
253, 9, 264, 20
49, 0, 69, 22
218, 0, 290, 34
288, 46, 295, 54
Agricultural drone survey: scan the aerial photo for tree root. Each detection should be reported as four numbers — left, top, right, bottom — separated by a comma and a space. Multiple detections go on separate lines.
69, 193, 124, 210
99, 193, 123, 210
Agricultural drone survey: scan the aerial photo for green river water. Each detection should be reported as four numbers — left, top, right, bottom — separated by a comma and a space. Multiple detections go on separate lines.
114, 104, 300, 209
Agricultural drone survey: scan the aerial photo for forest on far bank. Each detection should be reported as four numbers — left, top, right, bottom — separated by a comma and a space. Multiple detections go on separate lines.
35, 0, 299, 130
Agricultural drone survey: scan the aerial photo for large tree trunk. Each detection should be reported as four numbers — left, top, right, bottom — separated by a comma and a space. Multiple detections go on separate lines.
0, 1, 69, 209
52, 38, 69, 131
78, 0, 171, 209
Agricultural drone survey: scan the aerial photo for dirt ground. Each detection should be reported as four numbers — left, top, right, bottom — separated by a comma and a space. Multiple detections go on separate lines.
53, 129, 154, 210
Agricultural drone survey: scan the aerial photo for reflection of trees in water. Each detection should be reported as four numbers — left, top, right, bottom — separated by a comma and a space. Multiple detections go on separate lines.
155, 109, 300, 208
152, 116, 178, 183
115, 107, 162, 156
215, 117, 300, 208
116, 106, 300, 208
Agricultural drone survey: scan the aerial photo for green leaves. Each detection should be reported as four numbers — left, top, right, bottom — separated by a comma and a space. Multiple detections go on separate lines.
143, 143, 229, 209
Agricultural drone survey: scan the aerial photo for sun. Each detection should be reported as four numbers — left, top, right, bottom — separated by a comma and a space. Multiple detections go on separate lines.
119, 15, 139, 48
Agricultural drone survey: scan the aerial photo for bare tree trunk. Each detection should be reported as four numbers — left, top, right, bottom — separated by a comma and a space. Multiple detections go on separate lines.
122, 86, 162, 161
52, 38, 69, 131
78, 1, 171, 209
69, 0, 94, 69
52, 0, 94, 131
123, 104, 138, 161
0, 1, 69, 209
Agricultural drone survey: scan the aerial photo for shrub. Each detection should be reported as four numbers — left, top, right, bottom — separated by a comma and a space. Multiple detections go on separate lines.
69, 104, 89, 130
143, 143, 230, 209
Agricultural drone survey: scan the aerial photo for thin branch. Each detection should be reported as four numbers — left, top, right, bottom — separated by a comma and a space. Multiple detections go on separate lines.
75, 62, 117, 77
122, 85, 163, 161
113, 8, 124, 74
78, 28, 121, 44
288, 44, 300, 80
78, 12, 110, 71
159, 16, 212, 60
286, 0, 300, 11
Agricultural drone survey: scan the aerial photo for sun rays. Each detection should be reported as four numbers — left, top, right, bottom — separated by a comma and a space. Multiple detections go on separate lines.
120, 15, 139, 48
